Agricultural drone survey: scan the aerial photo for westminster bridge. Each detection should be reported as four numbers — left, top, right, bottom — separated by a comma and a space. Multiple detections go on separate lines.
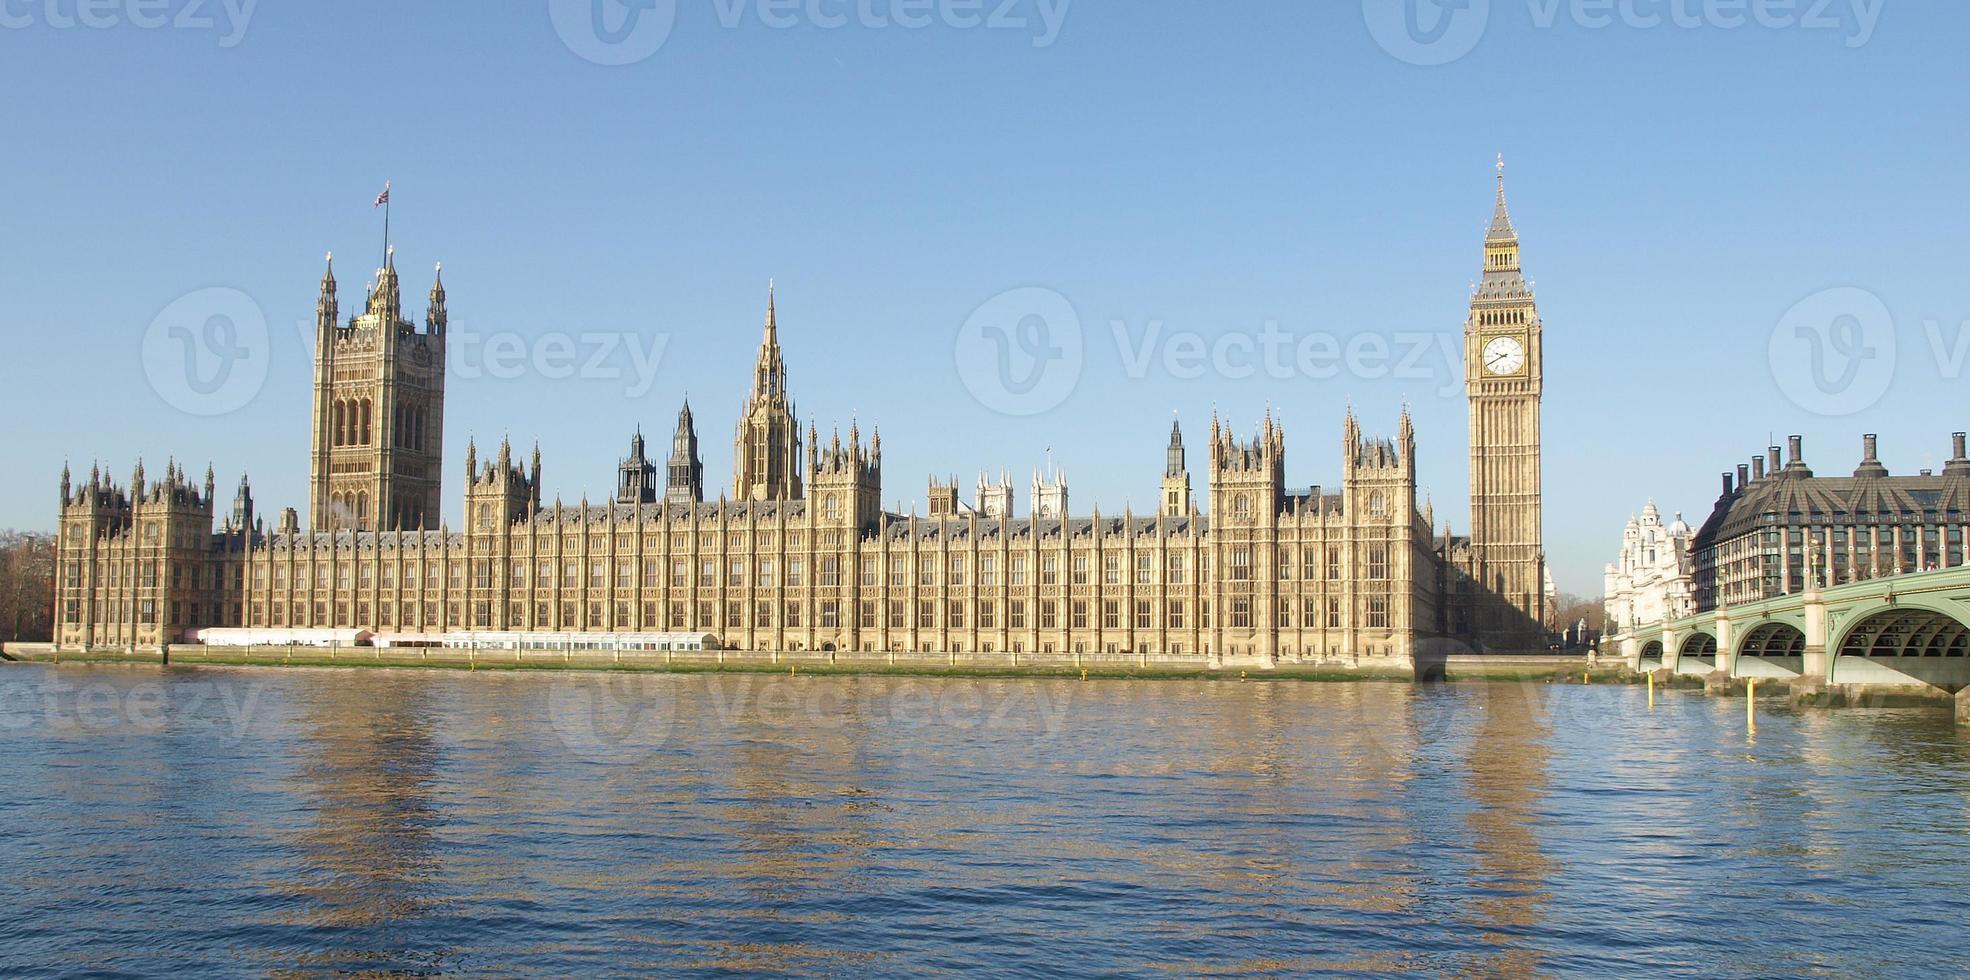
1619, 565, 1970, 690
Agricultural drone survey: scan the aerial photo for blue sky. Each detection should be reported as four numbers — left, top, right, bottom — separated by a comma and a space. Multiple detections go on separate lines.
3, 0, 1965, 597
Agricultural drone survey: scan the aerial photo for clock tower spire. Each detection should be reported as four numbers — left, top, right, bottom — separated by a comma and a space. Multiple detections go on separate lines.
1463, 156, 1545, 649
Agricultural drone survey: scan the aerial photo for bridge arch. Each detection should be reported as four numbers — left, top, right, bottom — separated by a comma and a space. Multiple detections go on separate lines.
1733, 621, 1807, 678
1827, 603, 1970, 688
1738, 621, 1807, 659
1834, 606, 1970, 660
1639, 639, 1664, 664
1672, 632, 1718, 674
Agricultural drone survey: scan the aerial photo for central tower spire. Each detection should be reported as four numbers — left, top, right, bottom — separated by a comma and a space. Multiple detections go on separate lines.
733, 282, 802, 501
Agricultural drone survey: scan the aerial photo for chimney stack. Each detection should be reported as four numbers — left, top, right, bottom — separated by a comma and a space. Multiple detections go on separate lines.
1784, 436, 1813, 477
1768, 446, 1782, 475
1946, 432, 1970, 478
1737, 463, 1751, 489
1722, 472, 1735, 496
1855, 433, 1889, 479
1752, 455, 1766, 481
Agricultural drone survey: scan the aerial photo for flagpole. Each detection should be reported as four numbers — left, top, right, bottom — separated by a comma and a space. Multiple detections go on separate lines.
381, 180, 392, 268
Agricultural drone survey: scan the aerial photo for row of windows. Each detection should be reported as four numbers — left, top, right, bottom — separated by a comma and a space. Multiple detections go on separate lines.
74, 590, 1400, 637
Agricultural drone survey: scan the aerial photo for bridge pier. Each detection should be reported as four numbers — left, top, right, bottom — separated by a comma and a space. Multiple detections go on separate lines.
1794, 585, 1831, 700
1957, 687, 1970, 726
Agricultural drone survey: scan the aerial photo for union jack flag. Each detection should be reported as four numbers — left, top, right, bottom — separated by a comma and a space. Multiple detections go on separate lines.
373, 184, 390, 207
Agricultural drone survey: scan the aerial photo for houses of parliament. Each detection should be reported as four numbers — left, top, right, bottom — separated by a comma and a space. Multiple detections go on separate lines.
53, 168, 1549, 660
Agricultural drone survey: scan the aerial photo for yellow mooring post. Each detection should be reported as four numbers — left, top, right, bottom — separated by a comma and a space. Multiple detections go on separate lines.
1747, 678, 1758, 731
1647, 671, 1655, 709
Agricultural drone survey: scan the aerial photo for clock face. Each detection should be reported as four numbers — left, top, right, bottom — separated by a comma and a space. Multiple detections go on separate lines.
1482, 336, 1526, 377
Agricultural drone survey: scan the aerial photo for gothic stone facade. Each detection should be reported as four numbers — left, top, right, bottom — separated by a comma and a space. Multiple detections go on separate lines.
54, 170, 1546, 655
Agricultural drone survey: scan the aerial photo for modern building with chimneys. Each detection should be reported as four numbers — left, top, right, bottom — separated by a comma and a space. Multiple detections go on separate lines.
1690, 432, 1970, 610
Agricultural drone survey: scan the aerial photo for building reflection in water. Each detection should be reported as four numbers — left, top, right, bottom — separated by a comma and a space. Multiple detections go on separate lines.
274, 670, 446, 973
1460, 682, 1556, 976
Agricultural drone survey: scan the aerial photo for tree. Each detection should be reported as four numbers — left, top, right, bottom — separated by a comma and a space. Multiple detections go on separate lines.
1551, 591, 1605, 632
0, 530, 56, 642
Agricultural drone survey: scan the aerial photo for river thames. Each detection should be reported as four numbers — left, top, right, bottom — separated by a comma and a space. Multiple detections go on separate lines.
2, 664, 1967, 976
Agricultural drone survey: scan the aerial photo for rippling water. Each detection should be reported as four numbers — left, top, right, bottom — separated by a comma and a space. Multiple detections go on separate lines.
3, 664, 1969, 976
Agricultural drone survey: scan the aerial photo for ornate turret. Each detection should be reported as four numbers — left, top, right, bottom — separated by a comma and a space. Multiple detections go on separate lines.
617, 426, 657, 504
807, 419, 881, 530
229, 472, 254, 532
667, 399, 704, 506
467, 436, 539, 530
1031, 455, 1068, 520
369, 246, 402, 321
316, 252, 338, 339
427, 261, 448, 335
1161, 414, 1192, 518
927, 476, 961, 518
977, 469, 1015, 520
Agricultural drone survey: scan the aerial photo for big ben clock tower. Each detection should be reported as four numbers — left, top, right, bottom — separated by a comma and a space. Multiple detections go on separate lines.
1464, 157, 1545, 648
